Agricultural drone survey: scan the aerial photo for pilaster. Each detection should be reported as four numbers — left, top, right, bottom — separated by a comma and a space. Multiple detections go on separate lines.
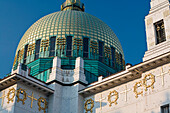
47, 57, 62, 82
73, 57, 88, 84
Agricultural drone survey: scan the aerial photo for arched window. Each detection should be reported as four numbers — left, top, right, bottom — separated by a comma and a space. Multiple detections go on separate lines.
111, 47, 115, 68
23, 44, 28, 64
83, 38, 89, 58
119, 53, 123, 70
99, 41, 104, 62
35, 39, 41, 60
49, 36, 56, 57
66, 36, 72, 57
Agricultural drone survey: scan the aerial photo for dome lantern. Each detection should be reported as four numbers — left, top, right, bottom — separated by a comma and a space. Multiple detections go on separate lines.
61, 0, 85, 12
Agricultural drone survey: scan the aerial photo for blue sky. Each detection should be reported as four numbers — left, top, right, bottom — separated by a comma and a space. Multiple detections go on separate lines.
0, 0, 150, 78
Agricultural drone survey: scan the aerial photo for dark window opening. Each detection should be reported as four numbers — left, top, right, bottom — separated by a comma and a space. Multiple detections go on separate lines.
99, 41, 104, 62
35, 39, 41, 60
49, 36, 56, 57
161, 104, 169, 113
111, 47, 116, 68
83, 38, 89, 58
154, 20, 166, 44
16, 50, 20, 63
66, 36, 72, 57
120, 53, 123, 70
23, 44, 28, 64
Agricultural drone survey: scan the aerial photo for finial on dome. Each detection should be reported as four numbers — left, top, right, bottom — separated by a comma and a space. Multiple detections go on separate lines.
61, 0, 85, 12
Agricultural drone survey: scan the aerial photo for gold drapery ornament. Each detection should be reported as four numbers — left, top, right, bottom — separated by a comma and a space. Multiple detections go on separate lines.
7, 88, 15, 104
84, 98, 94, 113
133, 81, 143, 98
143, 73, 155, 91
38, 97, 48, 113
16, 88, 27, 105
108, 90, 119, 107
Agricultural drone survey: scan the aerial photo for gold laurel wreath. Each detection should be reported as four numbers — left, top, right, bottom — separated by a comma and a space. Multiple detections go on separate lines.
143, 73, 155, 91
38, 97, 48, 113
134, 81, 143, 98
108, 90, 118, 107
84, 98, 94, 113
16, 88, 27, 105
7, 88, 15, 104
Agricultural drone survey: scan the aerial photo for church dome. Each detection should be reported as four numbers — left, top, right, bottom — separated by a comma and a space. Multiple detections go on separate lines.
13, 0, 125, 83
16, 11, 124, 58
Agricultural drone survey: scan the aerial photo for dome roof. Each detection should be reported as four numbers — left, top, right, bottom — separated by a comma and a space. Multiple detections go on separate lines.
16, 10, 124, 58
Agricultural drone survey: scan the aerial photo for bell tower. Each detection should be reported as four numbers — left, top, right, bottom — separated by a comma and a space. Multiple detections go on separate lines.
143, 0, 170, 61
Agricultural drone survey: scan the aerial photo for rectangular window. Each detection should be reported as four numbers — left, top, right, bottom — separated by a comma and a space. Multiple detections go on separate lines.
120, 53, 123, 70
154, 20, 166, 44
23, 44, 28, 64
83, 38, 89, 58
111, 47, 115, 68
66, 36, 72, 57
49, 36, 56, 57
99, 41, 104, 62
161, 104, 169, 113
35, 39, 41, 60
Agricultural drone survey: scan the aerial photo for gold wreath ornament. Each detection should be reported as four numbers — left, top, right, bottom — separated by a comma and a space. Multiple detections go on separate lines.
7, 88, 15, 104
16, 88, 27, 105
143, 73, 155, 91
84, 98, 94, 113
134, 81, 143, 98
108, 90, 119, 107
38, 97, 48, 113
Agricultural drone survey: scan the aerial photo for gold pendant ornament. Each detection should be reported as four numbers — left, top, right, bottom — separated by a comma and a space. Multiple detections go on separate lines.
84, 98, 94, 113
38, 97, 48, 113
134, 81, 143, 98
7, 88, 15, 104
108, 90, 119, 107
16, 88, 27, 105
143, 73, 155, 91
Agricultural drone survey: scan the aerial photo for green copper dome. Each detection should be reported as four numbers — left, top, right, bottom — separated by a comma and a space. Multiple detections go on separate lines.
13, 1, 125, 83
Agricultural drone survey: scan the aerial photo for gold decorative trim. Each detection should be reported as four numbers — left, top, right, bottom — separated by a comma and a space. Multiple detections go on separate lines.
38, 97, 48, 113
18, 48, 24, 61
104, 46, 111, 58
108, 90, 118, 107
16, 88, 27, 105
27, 43, 35, 56
143, 73, 155, 91
73, 38, 83, 51
90, 40, 98, 54
40, 39, 49, 52
56, 37, 66, 51
7, 88, 15, 104
13, 55, 17, 66
84, 98, 94, 113
133, 81, 143, 98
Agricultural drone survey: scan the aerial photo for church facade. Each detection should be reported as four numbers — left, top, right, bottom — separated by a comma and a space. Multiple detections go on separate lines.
0, 0, 170, 113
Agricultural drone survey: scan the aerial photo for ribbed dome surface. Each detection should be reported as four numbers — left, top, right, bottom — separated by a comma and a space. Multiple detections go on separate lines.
16, 10, 124, 57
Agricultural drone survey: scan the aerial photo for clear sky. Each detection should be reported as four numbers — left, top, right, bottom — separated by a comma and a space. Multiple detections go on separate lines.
0, 0, 150, 78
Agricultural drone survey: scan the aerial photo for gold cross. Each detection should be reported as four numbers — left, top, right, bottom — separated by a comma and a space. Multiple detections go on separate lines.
97, 94, 106, 111
156, 67, 169, 86
28, 92, 37, 108
120, 85, 131, 102
0, 91, 6, 107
